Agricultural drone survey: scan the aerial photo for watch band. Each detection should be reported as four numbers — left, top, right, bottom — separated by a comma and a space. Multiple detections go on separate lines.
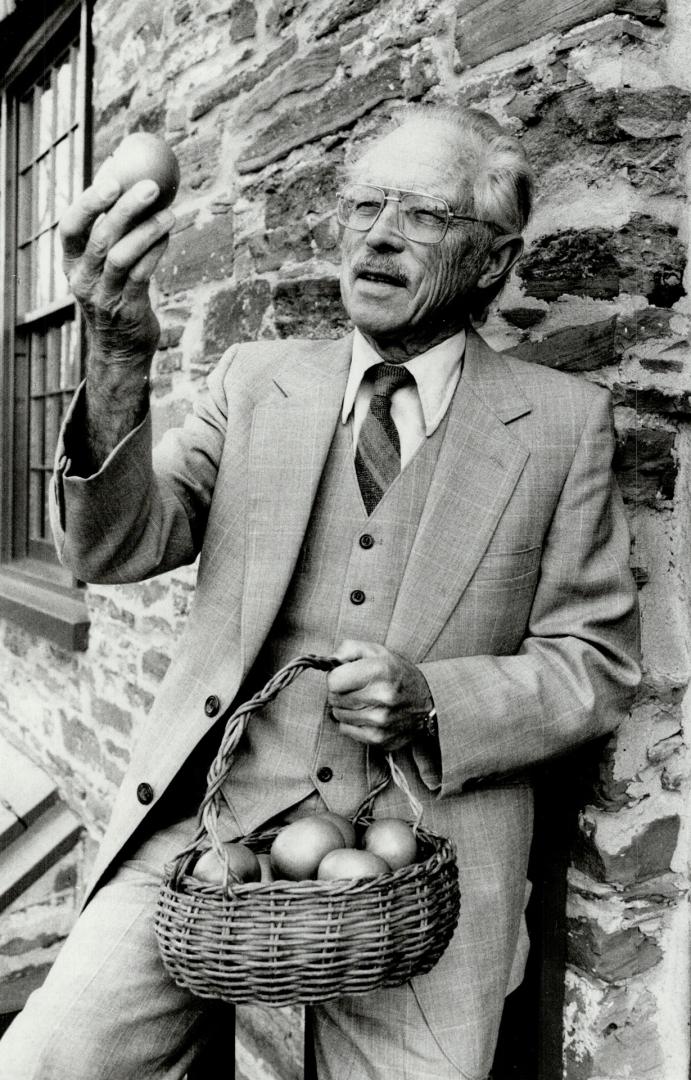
423, 705, 438, 741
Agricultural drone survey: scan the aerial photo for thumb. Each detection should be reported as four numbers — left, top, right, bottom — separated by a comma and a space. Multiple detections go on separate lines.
331, 638, 380, 664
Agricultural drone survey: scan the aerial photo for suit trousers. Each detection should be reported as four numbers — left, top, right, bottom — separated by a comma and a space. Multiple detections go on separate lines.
0, 817, 482, 1080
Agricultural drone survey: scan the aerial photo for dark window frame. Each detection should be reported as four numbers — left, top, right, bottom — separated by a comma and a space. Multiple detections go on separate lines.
0, 0, 92, 651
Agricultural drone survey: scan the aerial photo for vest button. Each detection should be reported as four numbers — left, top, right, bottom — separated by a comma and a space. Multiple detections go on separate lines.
350, 589, 366, 605
137, 782, 154, 805
317, 766, 333, 783
359, 533, 375, 550
204, 694, 221, 717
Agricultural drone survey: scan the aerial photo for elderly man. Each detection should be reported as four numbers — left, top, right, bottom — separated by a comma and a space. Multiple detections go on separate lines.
0, 106, 639, 1080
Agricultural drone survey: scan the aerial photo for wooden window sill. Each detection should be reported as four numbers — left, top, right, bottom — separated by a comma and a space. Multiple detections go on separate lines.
0, 565, 89, 651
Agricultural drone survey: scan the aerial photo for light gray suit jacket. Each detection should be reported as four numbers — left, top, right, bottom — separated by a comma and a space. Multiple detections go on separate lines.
51, 329, 640, 1080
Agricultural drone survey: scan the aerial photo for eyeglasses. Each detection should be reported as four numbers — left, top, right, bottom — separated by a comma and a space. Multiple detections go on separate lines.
336, 183, 499, 245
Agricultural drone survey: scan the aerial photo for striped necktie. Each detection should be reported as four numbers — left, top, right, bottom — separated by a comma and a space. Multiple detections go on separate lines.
355, 362, 413, 514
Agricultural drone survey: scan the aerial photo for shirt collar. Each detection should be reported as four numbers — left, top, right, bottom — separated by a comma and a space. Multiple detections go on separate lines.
341, 327, 466, 436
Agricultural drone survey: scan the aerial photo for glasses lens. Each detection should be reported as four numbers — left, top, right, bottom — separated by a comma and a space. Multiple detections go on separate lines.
399, 193, 449, 243
338, 185, 384, 231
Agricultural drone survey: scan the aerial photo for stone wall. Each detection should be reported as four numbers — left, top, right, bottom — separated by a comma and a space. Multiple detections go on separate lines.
0, 0, 689, 1075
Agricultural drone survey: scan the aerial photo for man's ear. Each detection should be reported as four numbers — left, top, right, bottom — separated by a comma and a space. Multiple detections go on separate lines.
476, 234, 524, 291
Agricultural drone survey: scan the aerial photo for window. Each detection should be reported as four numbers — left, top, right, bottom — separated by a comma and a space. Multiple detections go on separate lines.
0, 2, 91, 650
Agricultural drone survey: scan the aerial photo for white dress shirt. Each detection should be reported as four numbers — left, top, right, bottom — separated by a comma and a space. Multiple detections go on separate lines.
341, 328, 466, 464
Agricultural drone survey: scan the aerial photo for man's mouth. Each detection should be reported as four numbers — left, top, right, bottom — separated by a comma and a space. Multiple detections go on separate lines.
355, 266, 407, 287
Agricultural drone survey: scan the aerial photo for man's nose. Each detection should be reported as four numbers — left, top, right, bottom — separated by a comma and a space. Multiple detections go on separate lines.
365, 200, 405, 250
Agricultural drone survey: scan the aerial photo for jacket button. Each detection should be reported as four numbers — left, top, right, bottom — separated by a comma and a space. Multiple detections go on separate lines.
359, 533, 374, 550
137, 782, 154, 805
317, 766, 333, 783
350, 589, 366, 605
204, 694, 221, 717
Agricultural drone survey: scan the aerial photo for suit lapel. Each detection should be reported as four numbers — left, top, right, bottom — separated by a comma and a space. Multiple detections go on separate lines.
386, 331, 532, 662
239, 338, 352, 676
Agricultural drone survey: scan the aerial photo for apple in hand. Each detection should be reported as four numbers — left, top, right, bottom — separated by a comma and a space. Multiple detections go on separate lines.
105, 132, 180, 211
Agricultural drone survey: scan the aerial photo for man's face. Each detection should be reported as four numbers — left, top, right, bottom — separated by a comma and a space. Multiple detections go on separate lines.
339, 120, 493, 358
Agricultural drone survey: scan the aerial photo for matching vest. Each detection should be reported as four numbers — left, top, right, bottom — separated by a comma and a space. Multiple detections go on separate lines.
219, 411, 449, 835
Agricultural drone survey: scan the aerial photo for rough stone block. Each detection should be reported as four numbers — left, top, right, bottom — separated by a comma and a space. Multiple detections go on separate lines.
247, 227, 312, 272
314, 0, 382, 38
91, 696, 133, 737
510, 316, 618, 371
522, 86, 688, 196
188, 37, 298, 120
273, 278, 351, 338
264, 162, 341, 231
517, 216, 686, 304
574, 813, 680, 885
238, 43, 340, 123
568, 920, 662, 981
229, 0, 257, 41
204, 280, 272, 354
455, 0, 666, 68
613, 423, 677, 505
156, 214, 234, 294
237, 56, 403, 173
60, 715, 102, 768
142, 648, 172, 682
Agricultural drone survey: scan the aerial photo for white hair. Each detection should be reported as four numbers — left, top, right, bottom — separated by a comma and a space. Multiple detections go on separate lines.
353, 104, 534, 235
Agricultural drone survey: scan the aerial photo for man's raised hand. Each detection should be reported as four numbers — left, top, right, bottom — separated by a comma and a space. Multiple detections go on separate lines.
59, 170, 175, 366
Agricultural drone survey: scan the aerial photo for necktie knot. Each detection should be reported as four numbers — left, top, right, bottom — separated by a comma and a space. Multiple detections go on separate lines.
371, 362, 413, 400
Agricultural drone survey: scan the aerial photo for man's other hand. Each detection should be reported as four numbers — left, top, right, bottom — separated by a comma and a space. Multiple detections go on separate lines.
59, 166, 175, 365
327, 640, 434, 751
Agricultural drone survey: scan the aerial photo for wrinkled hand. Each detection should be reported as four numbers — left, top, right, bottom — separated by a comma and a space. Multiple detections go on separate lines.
327, 640, 434, 752
59, 167, 175, 366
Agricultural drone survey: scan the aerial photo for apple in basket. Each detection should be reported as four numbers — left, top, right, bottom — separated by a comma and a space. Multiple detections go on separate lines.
193, 842, 261, 884
362, 818, 419, 870
105, 132, 180, 212
317, 848, 391, 881
270, 817, 345, 880
317, 811, 356, 848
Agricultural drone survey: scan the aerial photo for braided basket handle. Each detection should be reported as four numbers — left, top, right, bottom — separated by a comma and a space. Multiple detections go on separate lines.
169, 653, 423, 888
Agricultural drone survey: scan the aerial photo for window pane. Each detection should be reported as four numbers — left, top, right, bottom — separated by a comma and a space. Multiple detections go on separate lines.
30, 330, 45, 395
54, 136, 71, 220
36, 154, 52, 232
46, 325, 60, 391
45, 395, 61, 464
18, 95, 34, 169
38, 76, 55, 156
30, 471, 44, 540
17, 169, 33, 244
56, 54, 74, 136
60, 321, 80, 389
35, 230, 53, 309
29, 396, 44, 468
17, 244, 33, 315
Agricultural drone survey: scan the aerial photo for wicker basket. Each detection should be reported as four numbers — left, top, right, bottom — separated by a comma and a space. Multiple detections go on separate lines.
154, 655, 460, 1006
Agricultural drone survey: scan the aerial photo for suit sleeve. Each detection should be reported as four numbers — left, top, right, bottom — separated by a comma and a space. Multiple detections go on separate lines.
414, 392, 640, 795
50, 347, 239, 584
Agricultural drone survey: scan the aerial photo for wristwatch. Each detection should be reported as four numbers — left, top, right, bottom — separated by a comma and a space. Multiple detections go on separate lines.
422, 704, 438, 741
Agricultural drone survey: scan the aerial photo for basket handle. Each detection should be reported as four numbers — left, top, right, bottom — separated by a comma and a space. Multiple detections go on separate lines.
170, 653, 424, 888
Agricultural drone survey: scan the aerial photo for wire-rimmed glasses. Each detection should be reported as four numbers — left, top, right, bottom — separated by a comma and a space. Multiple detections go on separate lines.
336, 183, 499, 245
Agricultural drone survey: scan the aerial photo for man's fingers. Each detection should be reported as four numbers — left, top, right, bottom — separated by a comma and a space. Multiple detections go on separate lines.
98, 214, 174, 299
328, 656, 381, 695
102, 226, 171, 304
59, 175, 123, 265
